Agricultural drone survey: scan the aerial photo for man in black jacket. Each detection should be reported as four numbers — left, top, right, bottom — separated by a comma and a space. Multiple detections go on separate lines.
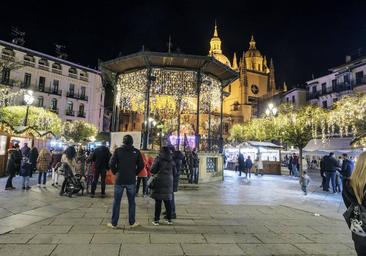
108, 135, 144, 229
90, 143, 111, 198
323, 152, 339, 193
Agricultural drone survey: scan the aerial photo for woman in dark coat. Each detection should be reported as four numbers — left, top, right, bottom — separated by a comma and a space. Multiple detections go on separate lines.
150, 146, 176, 225
29, 147, 38, 177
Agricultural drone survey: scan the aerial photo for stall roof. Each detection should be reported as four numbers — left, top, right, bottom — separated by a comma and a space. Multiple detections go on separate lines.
100, 51, 238, 87
247, 141, 282, 148
304, 137, 361, 152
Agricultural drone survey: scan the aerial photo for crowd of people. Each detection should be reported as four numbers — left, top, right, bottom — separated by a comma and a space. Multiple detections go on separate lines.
234, 152, 263, 178
4, 135, 191, 227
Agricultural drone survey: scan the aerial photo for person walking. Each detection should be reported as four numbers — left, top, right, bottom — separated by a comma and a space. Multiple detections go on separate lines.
108, 135, 144, 229
245, 155, 253, 179
136, 152, 149, 197
323, 152, 339, 193
36, 148, 52, 187
150, 146, 176, 226
342, 151, 366, 256
238, 152, 245, 177
20, 155, 32, 190
89, 143, 111, 198
320, 156, 327, 191
255, 154, 264, 176
191, 148, 199, 184
299, 170, 311, 195
29, 146, 38, 177
288, 155, 293, 176
5, 144, 22, 190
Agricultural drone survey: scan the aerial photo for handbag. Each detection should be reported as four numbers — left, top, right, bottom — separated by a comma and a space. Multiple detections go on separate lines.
343, 189, 366, 237
147, 173, 158, 189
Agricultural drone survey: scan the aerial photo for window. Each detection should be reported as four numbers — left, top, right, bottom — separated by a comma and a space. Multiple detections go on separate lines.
312, 86, 316, 94
69, 84, 75, 96
52, 80, 59, 93
52, 63, 62, 70
286, 97, 289, 103
232, 101, 239, 111
344, 74, 350, 84
258, 64, 261, 71
322, 101, 328, 109
228, 84, 231, 93
67, 101, 73, 112
38, 59, 49, 66
51, 98, 57, 110
69, 67, 77, 74
292, 95, 295, 103
332, 79, 337, 91
24, 73, 31, 87
1, 67, 10, 84
321, 83, 326, 94
37, 96, 44, 107
79, 103, 84, 114
356, 71, 364, 85
39, 76, 45, 91
81, 86, 86, 97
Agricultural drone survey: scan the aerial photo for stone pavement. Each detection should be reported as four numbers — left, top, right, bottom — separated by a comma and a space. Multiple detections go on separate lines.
0, 170, 356, 256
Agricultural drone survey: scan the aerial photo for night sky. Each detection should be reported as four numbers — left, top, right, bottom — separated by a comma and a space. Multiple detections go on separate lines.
1, 0, 366, 89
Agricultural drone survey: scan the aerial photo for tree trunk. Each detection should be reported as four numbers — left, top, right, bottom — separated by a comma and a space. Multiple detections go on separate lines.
299, 147, 303, 177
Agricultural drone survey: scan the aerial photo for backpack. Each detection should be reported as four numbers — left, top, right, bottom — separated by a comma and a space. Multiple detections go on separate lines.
343, 189, 366, 237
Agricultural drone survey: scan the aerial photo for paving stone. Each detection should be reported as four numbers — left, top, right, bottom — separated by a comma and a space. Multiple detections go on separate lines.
302, 233, 353, 243
29, 233, 93, 244
0, 244, 56, 256
120, 244, 183, 256
294, 243, 357, 255
151, 233, 206, 244
222, 225, 270, 234
69, 225, 125, 234
0, 233, 35, 243
0, 214, 44, 229
182, 243, 244, 255
254, 233, 313, 243
203, 234, 261, 244
238, 243, 305, 255
11, 225, 72, 234
265, 224, 319, 234
51, 244, 120, 256
91, 233, 149, 244
174, 225, 225, 234
51, 217, 103, 225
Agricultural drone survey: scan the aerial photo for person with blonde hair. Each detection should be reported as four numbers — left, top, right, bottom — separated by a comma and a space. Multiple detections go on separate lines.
342, 151, 366, 255
36, 148, 52, 187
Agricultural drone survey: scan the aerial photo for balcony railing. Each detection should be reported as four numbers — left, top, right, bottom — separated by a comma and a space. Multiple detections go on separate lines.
69, 73, 78, 79
44, 87, 62, 96
39, 64, 49, 71
80, 76, 88, 82
52, 68, 62, 75
1, 54, 15, 61
65, 110, 75, 116
23, 60, 35, 67
66, 91, 88, 101
307, 82, 355, 100
49, 108, 59, 114
77, 112, 86, 118
0, 78, 18, 87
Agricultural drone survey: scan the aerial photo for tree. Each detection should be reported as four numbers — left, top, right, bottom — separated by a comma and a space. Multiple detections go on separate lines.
63, 120, 98, 143
0, 58, 25, 106
0, 106, 63, 135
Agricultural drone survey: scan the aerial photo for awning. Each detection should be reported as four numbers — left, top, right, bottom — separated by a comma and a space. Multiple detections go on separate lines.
247, 141, 282, 148
304, 137, 362, 153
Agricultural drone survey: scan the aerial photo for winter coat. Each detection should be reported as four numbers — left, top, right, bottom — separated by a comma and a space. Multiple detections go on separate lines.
238, 154, 245, 170
109, 145, 144, 185
90, 146, 111, 171
20, 158, 33, 177
340, 159, 354, 178
150, 151, 176, 201
61, 154, 77, 173
29, 148, 38, 171
51, 153, 62, 168
173, 150, 184, 192
322, 155, 339, 172
37, 149, 52, 172
76, 151, 86, 175
245, 158, 253, 169
342, 181, 366, 254
256, 159, 263, 170
137, 153, 149, 177
5, 149, 18, 176
21, 145, 30, 158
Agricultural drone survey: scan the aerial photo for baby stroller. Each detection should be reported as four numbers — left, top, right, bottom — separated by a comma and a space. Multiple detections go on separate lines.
56, 162, 85, 197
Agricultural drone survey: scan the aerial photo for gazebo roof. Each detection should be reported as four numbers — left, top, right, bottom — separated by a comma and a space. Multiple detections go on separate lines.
100, 51, 238, 86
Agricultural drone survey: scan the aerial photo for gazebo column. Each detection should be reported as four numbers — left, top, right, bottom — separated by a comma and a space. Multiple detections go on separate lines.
177, 98, 181, 150
195, 71, 201, 151
143, 68, 152, 150
219, 84, 224, 153
208, 103, 211, 151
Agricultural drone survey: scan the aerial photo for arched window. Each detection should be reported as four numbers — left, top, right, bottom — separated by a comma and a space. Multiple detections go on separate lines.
24, 55, 35, 66
79, 71, 88, 81
79, 103, 84, 114
37, 96, 44, 107
39, 58, 49, 66
67, 101, 73, 111
52, 63, 62, 70
69, 67, 77, 78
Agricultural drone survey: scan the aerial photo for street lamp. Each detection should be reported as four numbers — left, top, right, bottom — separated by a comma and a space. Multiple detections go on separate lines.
265, 103, 278, 118
23, 90, 34, 126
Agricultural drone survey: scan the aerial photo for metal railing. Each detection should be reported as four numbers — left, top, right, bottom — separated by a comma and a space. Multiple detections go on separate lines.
66, 91, 88, 101
65, 110, 75, 116
77, 112, 86, 118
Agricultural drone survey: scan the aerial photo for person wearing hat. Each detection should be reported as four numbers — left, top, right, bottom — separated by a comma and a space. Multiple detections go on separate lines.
108, 135, 144, 229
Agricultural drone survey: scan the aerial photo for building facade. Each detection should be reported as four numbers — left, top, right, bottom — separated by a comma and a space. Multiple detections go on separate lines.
306, 55, 366, 109
208, 25, 278, 123
282, 87, 307, 108
0, 40, 104, 130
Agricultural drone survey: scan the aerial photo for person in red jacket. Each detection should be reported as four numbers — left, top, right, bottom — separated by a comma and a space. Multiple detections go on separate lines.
136, 153, 149, 196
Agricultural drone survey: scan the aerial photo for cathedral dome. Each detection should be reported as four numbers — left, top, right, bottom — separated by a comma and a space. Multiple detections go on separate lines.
212, 53, 231, 67
245, 35, 262, 58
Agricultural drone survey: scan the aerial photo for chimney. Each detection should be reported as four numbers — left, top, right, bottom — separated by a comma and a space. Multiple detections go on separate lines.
345, 55, 351, 63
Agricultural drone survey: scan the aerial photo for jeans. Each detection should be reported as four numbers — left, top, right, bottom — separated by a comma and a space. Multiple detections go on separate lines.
171, 193, 176, 215
301, 185, 308, 194
192, 167, 199, 184
326, 171, 336, 192
245, 168, 252, 178
38, 172, 47, 185
136, 177, 147, 195
155, 199, 172, 221
111, 184, 136, 226
22, 176, 30, 188
91, 169, 106, 195
335, 174, 342, 192
292, 164, 299, 177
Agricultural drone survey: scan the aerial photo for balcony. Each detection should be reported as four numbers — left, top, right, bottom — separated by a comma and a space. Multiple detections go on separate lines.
23, 60, 35, 67
0, 78, 18, 87
77, 112, 86, 118
69, 73, 78, 79
52, 68, 62, 75
1, 54, 15, 62
80, 76, 88, 82
66, 91, 88, 101
39, 64, 49, 71
49, 108, 59, 114
65, 110, 75, 116
44, 87, 62, 96
307, 83, 354, 100
355, 76, 366, 87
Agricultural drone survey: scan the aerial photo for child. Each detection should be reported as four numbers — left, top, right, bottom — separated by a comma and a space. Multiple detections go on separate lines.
299, 170, 311, 195
20, 156, 32, 190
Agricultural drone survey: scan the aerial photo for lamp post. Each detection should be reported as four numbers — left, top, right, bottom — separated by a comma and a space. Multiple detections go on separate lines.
265, 103, 278, 118
23, 90, 34, 126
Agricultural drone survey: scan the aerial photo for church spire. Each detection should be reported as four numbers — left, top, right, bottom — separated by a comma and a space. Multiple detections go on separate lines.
214, 19, 218, 37
249, 35, 256, 49
209, 21, 222, 55
232, 52, 238, 70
